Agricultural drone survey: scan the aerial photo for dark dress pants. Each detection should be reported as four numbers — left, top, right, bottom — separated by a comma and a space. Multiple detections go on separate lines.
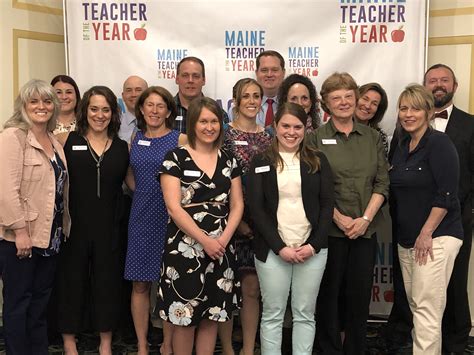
442, 201, 472, 352
0, 240, 57, 355
316, 235, 377, 355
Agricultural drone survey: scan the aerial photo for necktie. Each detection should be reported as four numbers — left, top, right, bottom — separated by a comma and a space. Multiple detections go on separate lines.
434, 110, 448, 119
265, 98, 274, 127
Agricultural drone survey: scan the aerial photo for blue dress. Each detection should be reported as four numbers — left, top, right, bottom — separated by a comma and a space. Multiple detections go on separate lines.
125, 130, 180, 281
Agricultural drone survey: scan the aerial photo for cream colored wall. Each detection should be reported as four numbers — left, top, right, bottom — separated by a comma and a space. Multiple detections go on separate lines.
0, 0, 473, 325
0, 0, 65, 125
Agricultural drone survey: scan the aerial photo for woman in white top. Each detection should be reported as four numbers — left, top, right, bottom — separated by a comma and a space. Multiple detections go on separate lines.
247, 103, 334, 354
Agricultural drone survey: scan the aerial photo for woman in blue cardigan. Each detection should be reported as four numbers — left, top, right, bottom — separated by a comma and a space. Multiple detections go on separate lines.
247, 102, 334, 354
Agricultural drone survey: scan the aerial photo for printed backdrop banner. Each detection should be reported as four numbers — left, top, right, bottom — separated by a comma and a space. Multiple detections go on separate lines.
65, 0, 428, 316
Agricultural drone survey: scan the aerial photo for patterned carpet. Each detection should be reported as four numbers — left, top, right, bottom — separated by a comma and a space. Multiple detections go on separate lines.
0, 323, 472, 354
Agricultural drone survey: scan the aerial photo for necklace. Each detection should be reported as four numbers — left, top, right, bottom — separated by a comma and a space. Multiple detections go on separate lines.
233, 118, 259, 133
85, 136, 109, 198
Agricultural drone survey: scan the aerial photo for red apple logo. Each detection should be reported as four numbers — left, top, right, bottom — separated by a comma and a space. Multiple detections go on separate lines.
312, 69, 319, 77
391, 26, 405, 42
384, 290, 394, 303
134, 24, 147, 41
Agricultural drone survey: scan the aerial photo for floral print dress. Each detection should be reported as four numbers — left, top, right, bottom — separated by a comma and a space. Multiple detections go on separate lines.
157, 146, 241, 326
223, 125, 272, 269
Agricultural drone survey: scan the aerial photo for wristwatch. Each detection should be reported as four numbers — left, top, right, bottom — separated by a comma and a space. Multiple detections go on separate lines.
362, 215, 372, 223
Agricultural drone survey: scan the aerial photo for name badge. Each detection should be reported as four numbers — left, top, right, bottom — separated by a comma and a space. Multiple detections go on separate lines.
234, 140, 248, 146
184, 170, 201, 177
255, 165, 270, 174
322, 139, 337, 145
72, 145, 87, 151
175, 116, 183, 121
138, 140, 151, 146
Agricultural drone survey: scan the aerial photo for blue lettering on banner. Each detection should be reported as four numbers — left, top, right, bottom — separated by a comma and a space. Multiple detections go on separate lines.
224, 30, 266, 72
287, 46, 320, 77
156, 48, 190, 80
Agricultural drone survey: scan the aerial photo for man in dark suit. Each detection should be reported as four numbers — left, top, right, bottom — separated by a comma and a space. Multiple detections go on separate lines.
385, 64, 474, 354
425, 64, 474, 354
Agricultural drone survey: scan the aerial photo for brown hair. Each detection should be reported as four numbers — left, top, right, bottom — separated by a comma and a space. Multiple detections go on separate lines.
50, 74, 81, 113
176, 56, 206, 78
76, 86, 121, 138
232, 78, 263, 118
278, 73, 321, 129
320, 72, 358, 114
135, 86, 177, 131
186, 97, 224, 149
256, 50, 285, 71
357, 82, 388, 129
264, 102, 320, 173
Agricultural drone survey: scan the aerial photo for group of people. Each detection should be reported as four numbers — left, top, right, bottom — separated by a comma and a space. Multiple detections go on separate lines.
0, 49, 472, 355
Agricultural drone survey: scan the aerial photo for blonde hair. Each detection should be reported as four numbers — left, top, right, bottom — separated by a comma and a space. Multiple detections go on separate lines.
397, 83, 434, 118
4, 79, 60, 132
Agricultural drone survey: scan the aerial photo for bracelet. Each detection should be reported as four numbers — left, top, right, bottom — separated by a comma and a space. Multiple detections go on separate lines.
307, 244, 315, 256
362, 215, 372, 223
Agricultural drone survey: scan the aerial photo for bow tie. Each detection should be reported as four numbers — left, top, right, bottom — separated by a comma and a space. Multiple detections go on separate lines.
434, 110, 448, 119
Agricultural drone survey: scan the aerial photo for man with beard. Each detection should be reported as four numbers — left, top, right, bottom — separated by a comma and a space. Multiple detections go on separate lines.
425, 64, 473, 355
385, 64, 474, 354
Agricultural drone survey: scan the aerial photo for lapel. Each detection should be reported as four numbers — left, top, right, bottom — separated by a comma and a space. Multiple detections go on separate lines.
300, 161, 311, 218
445, 106, 461, 143
50, 132, 68, 169
266, 162, 279, 205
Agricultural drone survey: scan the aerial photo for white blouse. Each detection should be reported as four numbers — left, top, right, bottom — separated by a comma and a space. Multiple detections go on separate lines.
276, 152, 311, 248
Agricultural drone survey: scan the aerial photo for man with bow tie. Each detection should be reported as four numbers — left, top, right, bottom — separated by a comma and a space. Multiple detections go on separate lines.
424, 64, 474, 355
385, 64, 474, 355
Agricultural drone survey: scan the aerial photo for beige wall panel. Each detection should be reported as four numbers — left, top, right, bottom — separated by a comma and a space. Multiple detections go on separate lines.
431, 1, 474, 11
17, 38, 66, 89
0, 1, 64, 127
12, 0, 62, 15
429, 14, 474, 38
428, 44, 472, 112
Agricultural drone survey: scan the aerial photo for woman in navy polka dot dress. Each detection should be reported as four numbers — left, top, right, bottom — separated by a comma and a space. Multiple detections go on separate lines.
124, 86, 187, 354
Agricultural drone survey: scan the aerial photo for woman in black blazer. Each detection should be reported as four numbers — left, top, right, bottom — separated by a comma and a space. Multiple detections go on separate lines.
247, 103, 334, 355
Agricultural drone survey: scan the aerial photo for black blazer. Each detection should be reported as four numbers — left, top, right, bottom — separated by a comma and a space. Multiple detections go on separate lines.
445, 106, 474, 207
247, 151, 334, 262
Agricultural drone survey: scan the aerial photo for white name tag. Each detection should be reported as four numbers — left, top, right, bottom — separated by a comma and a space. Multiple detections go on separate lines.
234, 140, 248, 146
183, 170, 201, 177
138, 140, 151, 146
175, 116, 183, 121
72, 145, 87, 151
322, 139, 337, 145
255, 165, 270, 174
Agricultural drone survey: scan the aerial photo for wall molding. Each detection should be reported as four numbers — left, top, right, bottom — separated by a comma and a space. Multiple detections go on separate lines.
12, 0, 62, 16
430, 6, 474, 17
428, 35, 474, 113
12, 29, 64, 96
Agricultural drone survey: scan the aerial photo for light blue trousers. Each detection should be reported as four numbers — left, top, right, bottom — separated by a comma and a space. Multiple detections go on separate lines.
255, 248, 328, 355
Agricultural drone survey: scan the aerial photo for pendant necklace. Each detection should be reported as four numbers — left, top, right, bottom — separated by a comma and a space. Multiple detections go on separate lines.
85, 136, 109, 198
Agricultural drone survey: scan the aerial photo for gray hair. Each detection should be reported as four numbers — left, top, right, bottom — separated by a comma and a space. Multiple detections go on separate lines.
4, 79, 60, 132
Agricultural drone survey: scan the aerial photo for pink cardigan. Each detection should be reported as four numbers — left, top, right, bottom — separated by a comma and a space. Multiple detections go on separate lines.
0, 127, 71, 248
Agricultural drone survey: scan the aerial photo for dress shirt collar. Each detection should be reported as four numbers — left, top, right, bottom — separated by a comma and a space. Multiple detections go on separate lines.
122, 110, 137, 126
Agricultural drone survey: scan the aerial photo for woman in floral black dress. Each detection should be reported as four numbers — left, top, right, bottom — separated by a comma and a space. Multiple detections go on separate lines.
157, 97, 244, 354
